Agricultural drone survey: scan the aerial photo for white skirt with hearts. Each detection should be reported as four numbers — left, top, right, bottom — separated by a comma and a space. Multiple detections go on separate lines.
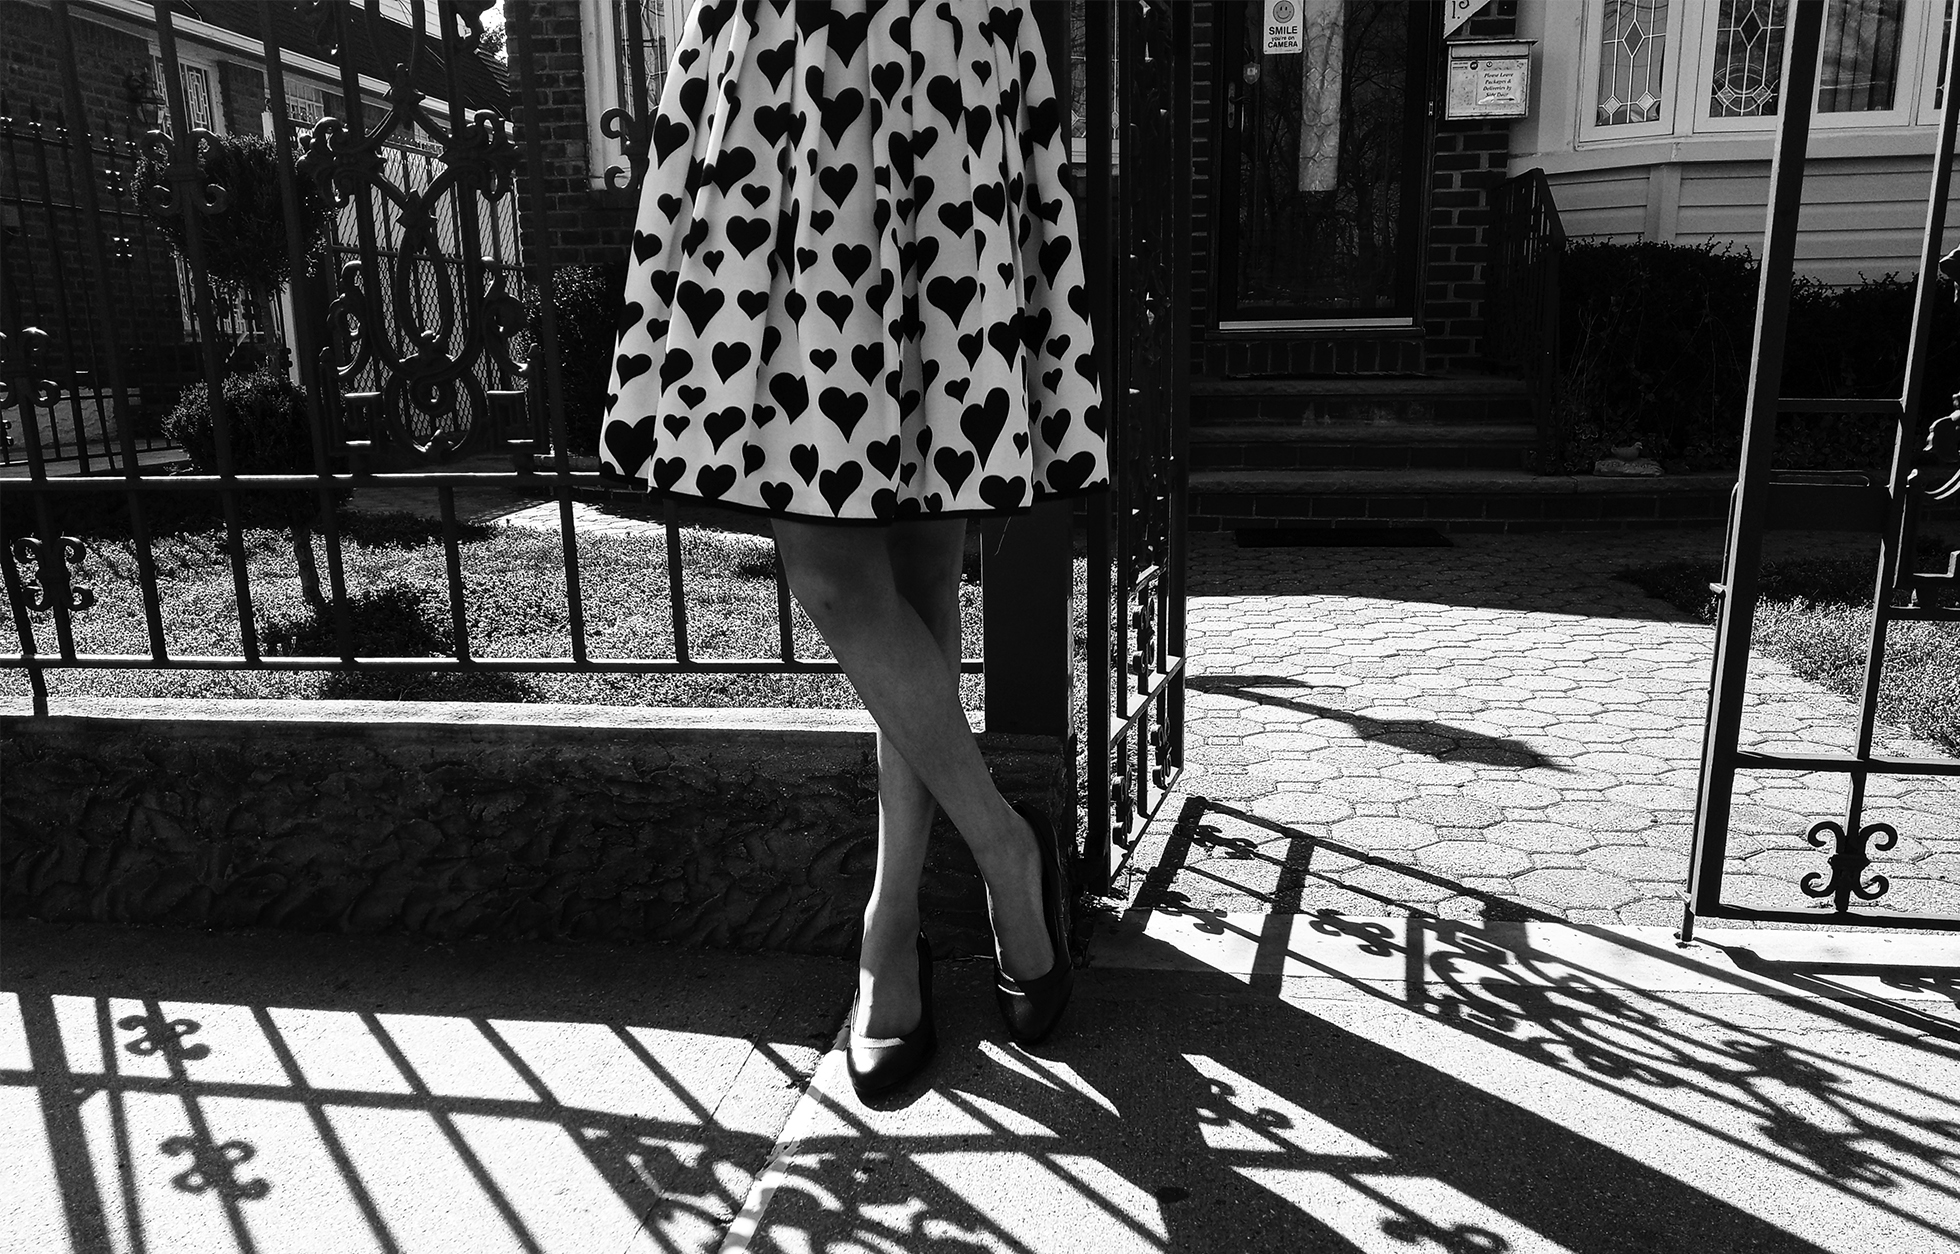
596, 0, 1107, 522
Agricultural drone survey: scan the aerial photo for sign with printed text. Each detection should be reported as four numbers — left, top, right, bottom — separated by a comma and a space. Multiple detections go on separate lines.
1262, 0, 1302, 54
1445, 41, 1533, 120
1444, 0, 1491, 40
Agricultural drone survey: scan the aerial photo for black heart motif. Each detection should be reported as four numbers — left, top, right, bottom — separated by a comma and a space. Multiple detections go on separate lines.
1038, 236, 1073, 285
728, 216, 771, 258
866, 271, 894, 313
866, 435, 901, 478
696, 0, 732, 41
604, 416, 657, 476
712, 341, 752, 382
1046, 450, 1098, 494
1025, 96, 1061, 147
818, 386, 869, 439
1018, 215, 1034, 248
1082, 402, 1106, 438
997, 261, 1015, 283
872, 61, 904, 103
945, 376, 970, 400
936, 0, 963, 51
672, 392, 702, 416
915, 426, 934, 454
710, 148, 757, 196
632, 232, 661, 264
1067, 284, 1090, 319
899, 462, 918, 485
706, 406, 747, 450
683, 219, 711, 255
740, 182, 769, 208
873, 200, 891, 233
658, 193, 685, 220
677, 281, 726, 335
616, 353, 654, 386
617, 300, 645, 338
956, 329, 985, 368
871, 489, 898, 519
761, 325, 782, 360
678, 78, 707, 122
1041, 367, 1064, 393
810, 348, 837, 371
651, 271, 678, 305
971, 58, 992, 85
934, 447, 976, 493
1021, 309, 1053, 354
914, 234, 941, 274
760, 480, 794, 511
1045, 334, 1071, 357
820, 88, 864, 146
795, 246, 819, 274
771, 373, 810, 420
926, 275, 977, 324
964, 105, 991, 152
701, 249, 725, 275
852, 343, 884, 384
1074, 352, 1097, 384
654, 456, 687, 490
819, 164, 859, 207
1040, 409, 1070, 448
926, 75, 963, 127
753, 101, 795, 146
742, 442, 766, 476
696, 464, 737, 500
960, 387, 1010, 460
832, 244, 872, 286
785, 291, 807, 322
738, 289, 770, 319
752, 403, 779, 428
901, 390, 923, 420
646, 314, 670, 343
819, 461, 864, 514
937, 201, 974, 238
756, 38, 796, 90
987, 319, 1020, 365
888, 131, 914, 184
924, 491, 944, 512
817, 290, 855, 331
922, 359, 941, 389
828, 7, 870, 63
1033, 195, 1064, 224
790, 443, 820, 483
654, 114, 691, 163
1013, 431, 1029, 454
973, 183, 1005, 223
660, 348, 694, 389
810, 208, 835, 233
677, 47, 700, 72
979, 474, 1026, 511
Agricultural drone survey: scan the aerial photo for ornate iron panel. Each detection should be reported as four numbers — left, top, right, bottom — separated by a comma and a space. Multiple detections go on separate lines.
1682, 0, 1960, 939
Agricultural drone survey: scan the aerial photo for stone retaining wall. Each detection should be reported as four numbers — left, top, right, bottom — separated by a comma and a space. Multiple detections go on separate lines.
1, 700, 1069, 958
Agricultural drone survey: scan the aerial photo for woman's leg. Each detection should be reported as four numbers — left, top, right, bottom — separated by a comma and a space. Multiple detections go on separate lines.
772, 517, 1053, 1035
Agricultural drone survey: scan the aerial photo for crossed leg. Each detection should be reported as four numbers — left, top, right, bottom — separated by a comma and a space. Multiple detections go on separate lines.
772, 516, 1054, 1037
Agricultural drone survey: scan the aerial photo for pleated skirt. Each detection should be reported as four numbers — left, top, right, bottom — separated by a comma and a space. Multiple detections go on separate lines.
596, 0, 1107, 522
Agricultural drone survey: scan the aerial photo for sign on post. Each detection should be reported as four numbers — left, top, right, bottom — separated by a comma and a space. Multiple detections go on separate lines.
1444, 0, 1491, 40
1262, 0, 1301, 54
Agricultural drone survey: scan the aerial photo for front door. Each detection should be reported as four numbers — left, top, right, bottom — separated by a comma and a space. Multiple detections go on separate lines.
1215, 0, 1432, 328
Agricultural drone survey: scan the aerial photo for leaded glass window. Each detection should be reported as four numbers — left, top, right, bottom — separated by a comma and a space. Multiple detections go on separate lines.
1937, 0, 1955, 109
1709, 0, 1787, 118
1597, 0, 1671, 125
1819, 0, 1906, 112
614, 0, 673, 118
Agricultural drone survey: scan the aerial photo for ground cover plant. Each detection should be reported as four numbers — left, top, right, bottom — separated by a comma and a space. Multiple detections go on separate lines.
1617, 535, 1959, 755
0, 507, 987, 710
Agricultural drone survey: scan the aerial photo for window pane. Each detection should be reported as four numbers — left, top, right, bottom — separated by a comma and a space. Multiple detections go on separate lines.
1938, 0, 1956, 109
1709, 0, 1788, 118
614, 0, 673, 117
1820, 0, 1905, 111
1597, 0, 1671, 125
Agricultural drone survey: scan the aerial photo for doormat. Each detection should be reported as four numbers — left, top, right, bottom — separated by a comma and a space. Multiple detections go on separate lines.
1234, 527, 1453, 548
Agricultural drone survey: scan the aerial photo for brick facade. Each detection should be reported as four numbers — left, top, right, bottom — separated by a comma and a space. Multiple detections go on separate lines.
1423, 1, 1517, 373
509, 0, 637, 274
219, 60, 265, 137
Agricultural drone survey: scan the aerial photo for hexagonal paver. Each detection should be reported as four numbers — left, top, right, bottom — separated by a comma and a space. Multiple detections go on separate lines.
1513, 868, 1639, 910
1401, 796, 1504, 829
1463, 780, 1562, 809
1416, 839, 1534, 878
1484, 819, 1600, 855
1323, 776, 1420, 804
1328, 816, 1436, 849
1545, 800, 1655, 833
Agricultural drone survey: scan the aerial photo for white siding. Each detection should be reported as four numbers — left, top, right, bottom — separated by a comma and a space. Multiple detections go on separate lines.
1543, 168, 1652, 243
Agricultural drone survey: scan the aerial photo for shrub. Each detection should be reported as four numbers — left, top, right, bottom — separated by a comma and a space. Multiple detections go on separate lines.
520, 260, 629, 458
1552, 241, 1958, 474
134, 133, 326, 310
163, 367, 317, 475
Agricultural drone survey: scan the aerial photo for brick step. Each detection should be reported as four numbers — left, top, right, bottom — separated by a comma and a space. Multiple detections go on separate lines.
1189, 468, 1735, 533
1190, 423, 1539, 472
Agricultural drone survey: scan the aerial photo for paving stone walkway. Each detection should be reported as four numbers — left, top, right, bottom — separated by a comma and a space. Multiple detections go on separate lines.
1122, 531, 1960, 928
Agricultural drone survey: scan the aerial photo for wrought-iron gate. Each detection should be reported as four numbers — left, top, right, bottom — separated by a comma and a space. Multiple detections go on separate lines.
1081, 0, 1189, 895
1682, 0, 1960, 940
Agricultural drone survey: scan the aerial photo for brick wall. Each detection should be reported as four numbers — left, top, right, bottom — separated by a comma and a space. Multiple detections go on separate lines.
1424, 1, 1517, 373
0, 0, 150, 139
508, 0, 635, 275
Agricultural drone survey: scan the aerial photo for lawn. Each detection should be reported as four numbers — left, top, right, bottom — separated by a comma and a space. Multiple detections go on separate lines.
1617, 536, 1960, 755
0, 504, 991, 710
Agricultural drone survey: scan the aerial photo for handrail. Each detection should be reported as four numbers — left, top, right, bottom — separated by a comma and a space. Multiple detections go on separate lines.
1485, 168, 1566, 471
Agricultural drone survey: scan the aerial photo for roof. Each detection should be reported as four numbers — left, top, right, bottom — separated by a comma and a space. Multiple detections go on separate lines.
183, 1, 511, 111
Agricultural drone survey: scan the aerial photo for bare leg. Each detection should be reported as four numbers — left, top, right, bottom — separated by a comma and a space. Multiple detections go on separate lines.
773, 517, 1053, 1038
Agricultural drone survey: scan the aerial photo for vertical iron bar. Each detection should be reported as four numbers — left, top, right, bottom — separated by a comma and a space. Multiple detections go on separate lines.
0, 506, 51, 715
622, 0, 652, 122
507, 0, 591, 666
664, 498, 690, 664
1166, 0, 1190, 800
1084, 0, 1114, 892
437, 483, 471, 660
261, 4, 355, 662
1683, 0, 1825, 941
153, 3, 260, 664
28, 117, 89, 470
775, 557, 796, 663
50, 0, 167, 662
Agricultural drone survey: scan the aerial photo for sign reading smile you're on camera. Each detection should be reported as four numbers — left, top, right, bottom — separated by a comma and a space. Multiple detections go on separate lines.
1262, 0, 1302, 54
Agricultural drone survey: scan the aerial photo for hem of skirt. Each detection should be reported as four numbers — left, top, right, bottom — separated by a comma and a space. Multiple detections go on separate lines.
596, 473, 1113, 525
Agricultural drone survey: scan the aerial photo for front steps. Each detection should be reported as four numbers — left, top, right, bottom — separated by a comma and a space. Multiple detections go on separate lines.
1187, 374, 1733, 533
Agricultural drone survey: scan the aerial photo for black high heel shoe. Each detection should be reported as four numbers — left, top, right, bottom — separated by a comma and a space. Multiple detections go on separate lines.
846, 931, 937, 1098
994, 801, 1074, 1046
